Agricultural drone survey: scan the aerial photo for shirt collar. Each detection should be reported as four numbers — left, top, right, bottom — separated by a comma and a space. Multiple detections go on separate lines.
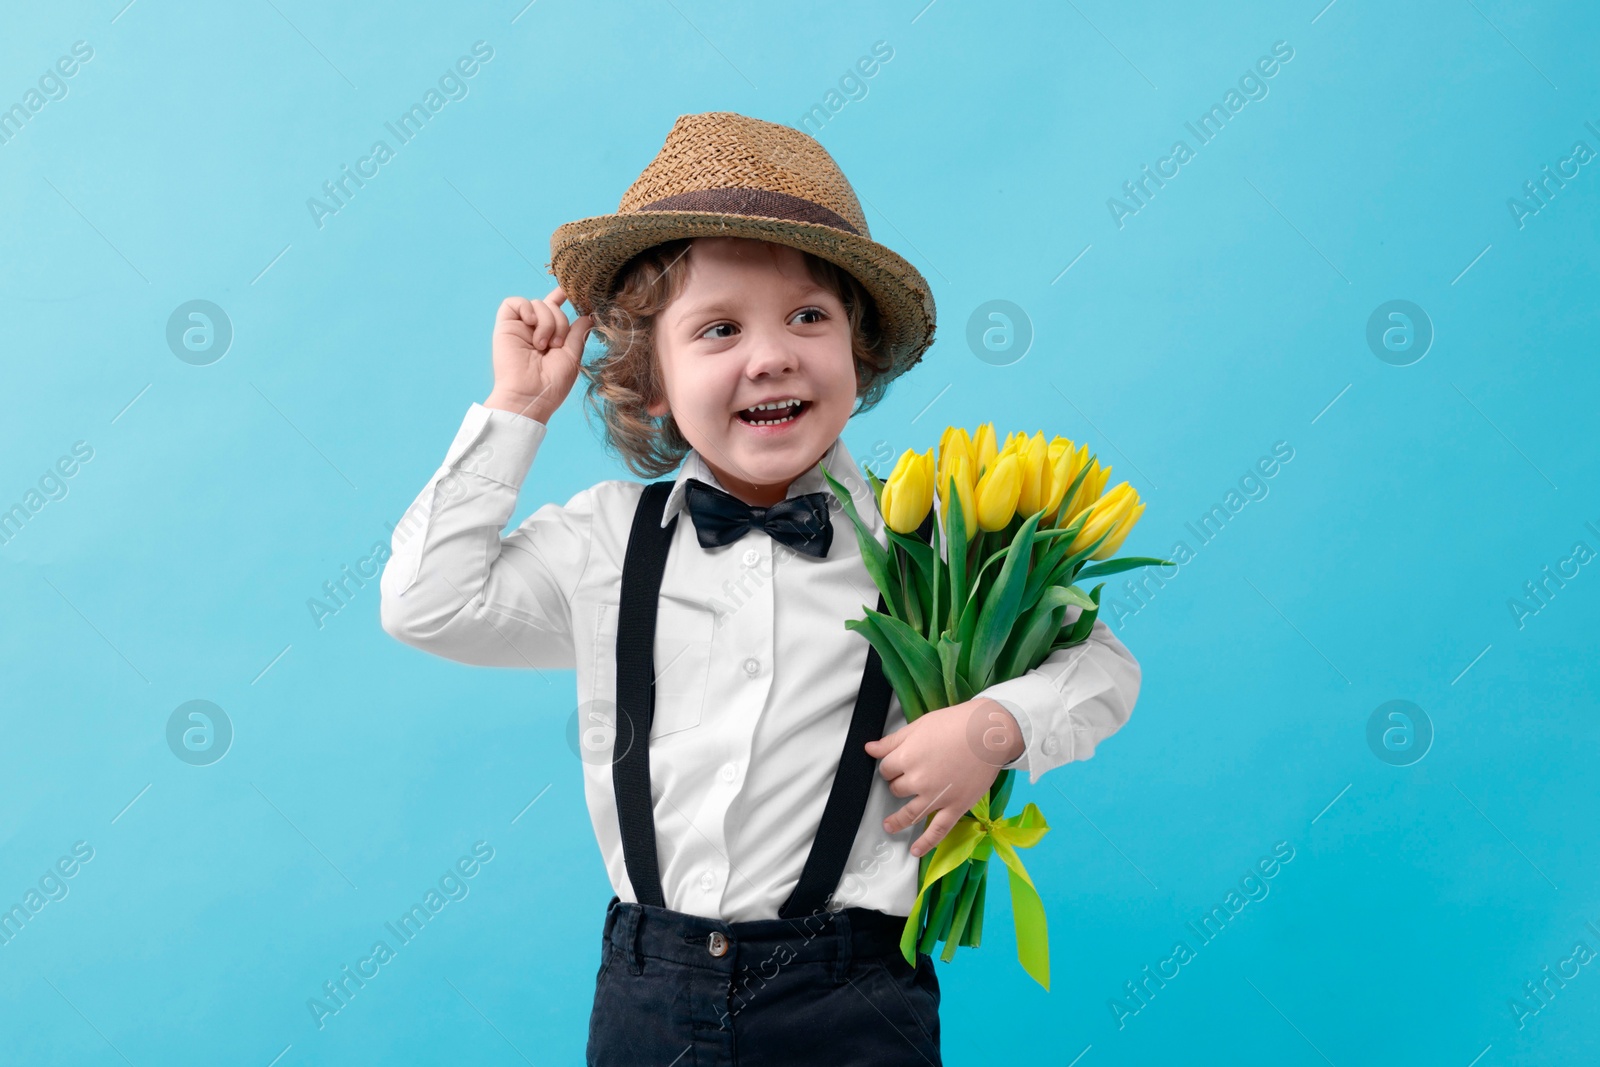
659, 435, 879, 536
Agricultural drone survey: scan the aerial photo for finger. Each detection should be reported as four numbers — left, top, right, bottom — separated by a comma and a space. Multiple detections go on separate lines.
910, 808, 961, 858
512, 298, 546, 337
882, 769, 915, 798
496, 319, 536, 348
865, 728, 906, 758
560, 313, 593, 358
540, 287, 574, 345
497, 296, 533, 324
883, 796, 925, 835
530, 300, 559, 351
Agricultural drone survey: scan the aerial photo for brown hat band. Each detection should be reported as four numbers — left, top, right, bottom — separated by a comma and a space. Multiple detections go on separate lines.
635, 187, 861, 236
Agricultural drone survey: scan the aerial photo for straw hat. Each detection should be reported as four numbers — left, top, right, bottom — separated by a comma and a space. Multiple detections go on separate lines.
548, 111, 936, 381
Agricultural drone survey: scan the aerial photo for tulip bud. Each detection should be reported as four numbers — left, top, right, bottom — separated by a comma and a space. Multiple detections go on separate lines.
938, 427, 974, 502
1067, 482, 1138, 557
880, 448, 935, 534
1016, 432, 1048, 517
1043, 440, 1084, 520
1060, 456, 1111, 528
974, 452, 1022, 531
1091, 496, 1145, 559
937, 451, 978, 542
973, 423, 999, 479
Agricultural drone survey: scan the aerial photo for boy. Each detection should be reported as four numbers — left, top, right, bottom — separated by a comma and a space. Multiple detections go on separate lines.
380, 111, 1140, 1066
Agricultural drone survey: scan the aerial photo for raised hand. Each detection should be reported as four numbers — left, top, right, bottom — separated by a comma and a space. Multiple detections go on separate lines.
485, 286, 593, 424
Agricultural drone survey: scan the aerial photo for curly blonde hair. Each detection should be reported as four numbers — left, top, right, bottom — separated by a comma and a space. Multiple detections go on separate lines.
578, 237, 895, 478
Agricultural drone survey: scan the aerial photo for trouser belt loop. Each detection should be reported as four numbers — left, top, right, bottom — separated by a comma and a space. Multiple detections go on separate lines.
831, 908, 853, 985
621, 903, 644, 975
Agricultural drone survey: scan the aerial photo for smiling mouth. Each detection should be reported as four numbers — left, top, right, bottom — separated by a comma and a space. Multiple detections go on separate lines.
735, 400, 809, 426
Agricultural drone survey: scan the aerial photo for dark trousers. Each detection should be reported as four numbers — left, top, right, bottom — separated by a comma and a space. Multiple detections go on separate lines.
586, 894, 942, 1066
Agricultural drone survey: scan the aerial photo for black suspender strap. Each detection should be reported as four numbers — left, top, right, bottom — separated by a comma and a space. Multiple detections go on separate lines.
613, 478, 896, 919
612, 480, 677, 909
776, 589, 890, 919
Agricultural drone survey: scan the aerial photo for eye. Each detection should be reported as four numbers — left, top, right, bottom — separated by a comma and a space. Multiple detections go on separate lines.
791, 306, 828, 325
700, 321, 737, 340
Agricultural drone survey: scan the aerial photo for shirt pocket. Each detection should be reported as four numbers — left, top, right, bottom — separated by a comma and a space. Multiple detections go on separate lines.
592, 595, 713, 738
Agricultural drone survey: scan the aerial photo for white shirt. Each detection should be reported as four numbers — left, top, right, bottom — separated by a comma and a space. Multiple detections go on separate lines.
379, 402, 1141, 921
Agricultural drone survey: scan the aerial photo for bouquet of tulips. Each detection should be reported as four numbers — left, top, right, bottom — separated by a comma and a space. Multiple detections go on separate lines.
820, 424, 1169, 990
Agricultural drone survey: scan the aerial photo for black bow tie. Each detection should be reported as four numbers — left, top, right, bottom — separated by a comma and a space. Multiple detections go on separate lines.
682, 477, 834, 558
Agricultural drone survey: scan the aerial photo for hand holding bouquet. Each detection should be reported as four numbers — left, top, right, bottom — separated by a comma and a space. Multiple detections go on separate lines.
821, 424, 1169, 989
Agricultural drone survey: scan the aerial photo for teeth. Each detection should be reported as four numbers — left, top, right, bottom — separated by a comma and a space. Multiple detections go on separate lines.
739, 398, 805, 426
743, 398, 802, 412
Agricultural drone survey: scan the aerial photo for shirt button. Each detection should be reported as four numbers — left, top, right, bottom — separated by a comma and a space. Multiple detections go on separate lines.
742, 547, 759, 566
743, 657, 760, 676
1043, 734, 1060, 756
700, 870, 716, 890
720, 762, 737, 783
707, 930, 729, 957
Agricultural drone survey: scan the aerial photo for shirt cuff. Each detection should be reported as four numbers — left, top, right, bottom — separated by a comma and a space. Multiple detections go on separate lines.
979, 671, 1073, 785
445, 402, 549, 487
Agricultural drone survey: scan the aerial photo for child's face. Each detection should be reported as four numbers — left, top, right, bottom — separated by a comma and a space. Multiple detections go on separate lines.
646, 237, 858, 507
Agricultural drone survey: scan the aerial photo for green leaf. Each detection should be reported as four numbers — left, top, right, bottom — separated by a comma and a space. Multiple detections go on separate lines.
1020, 510, 1091, 613
820, 464, 903, 618
1043, 525, 1117, 590
955, 589, 982, 679
996, 584, 1095, 680
943, 473, 970, 633
886, 527, 936, 586
865, 607, 947, 714
863, 465, 885, 501
886, 528, 936, 636
936, 632, 972, 707
969, 512, 1046, 692
915, 559, 934, 633
846, 615, 926, 720
1063, 582, 1105, 644
996, 603, 1059, 684
1073, 556, 1175, 583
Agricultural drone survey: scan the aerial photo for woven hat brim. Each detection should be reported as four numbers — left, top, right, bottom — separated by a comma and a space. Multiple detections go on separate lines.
548, 210, 936, 382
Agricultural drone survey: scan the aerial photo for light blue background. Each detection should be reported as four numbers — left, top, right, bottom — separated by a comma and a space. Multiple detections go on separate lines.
3, 0, 1597, 1063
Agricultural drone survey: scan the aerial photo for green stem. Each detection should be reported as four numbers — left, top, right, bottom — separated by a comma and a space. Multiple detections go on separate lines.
988, 768, 1015, 820
964, 869, 987, 947
941, 857, 987, 960
909, 847, 935, 950
918, 860, 970, 955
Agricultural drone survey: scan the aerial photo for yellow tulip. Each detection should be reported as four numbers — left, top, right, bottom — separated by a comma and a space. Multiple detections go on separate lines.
1091, 493, 1145, 559
938, 427, 974, 502
879, 448, 935, 534
973, 423, 999, 479
1067, 482, 1140, 558
974, 452, 1022, 531
1043, 440, 1086, 520
1060, 457, 1111, 528
1015, 432, 1049, 518
937, 451, 978, 541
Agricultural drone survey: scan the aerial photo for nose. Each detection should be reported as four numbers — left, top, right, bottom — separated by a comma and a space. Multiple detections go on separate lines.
741, 324, 800, 380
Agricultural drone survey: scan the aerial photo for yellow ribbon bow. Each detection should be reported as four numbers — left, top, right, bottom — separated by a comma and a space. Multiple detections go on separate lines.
899, 793, 1053, 989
